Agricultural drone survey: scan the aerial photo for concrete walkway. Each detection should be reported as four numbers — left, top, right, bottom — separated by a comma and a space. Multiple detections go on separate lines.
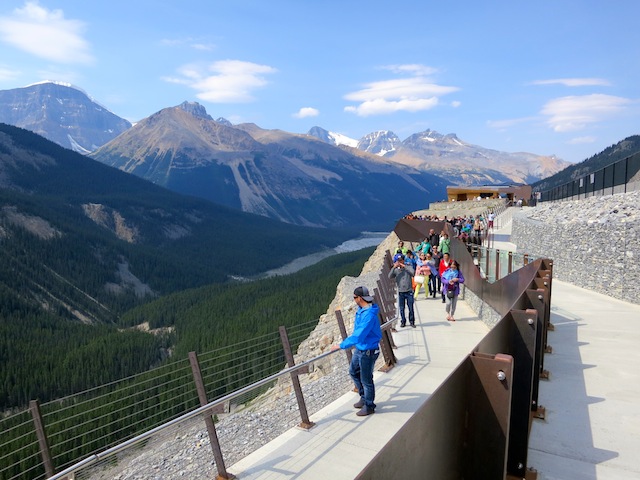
229, 294, 489, 479
230, 208, 640, 479
489, 208, 640, 479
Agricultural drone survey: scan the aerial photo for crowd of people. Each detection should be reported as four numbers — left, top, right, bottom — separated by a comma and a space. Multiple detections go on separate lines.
401, 213, 494, 243
390, 228, 468, 322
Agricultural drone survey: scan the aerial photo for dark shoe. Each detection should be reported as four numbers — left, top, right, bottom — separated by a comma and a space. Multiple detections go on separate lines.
400, 323, 406, 328
353, 399, 364, 409
356, 407, 375, 416
411, 323, 416, 328
442, 299, 445, 303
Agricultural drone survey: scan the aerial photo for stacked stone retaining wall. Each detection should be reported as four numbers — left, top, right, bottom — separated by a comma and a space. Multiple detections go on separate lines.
511, 191, 640, 305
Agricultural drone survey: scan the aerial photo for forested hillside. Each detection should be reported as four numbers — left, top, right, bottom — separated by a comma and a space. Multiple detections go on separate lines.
532, 135, 640, 192
1, 247, 372, 410
0, 123, 363, 411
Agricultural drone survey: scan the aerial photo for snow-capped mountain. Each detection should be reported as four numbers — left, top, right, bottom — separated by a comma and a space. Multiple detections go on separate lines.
307, 126, 358, 148
357, 130, 401, 156
0, 81, 131, 153
309, 125, 567, 184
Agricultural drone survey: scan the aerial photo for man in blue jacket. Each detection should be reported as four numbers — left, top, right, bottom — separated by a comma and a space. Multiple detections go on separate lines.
331, 286, 382, 416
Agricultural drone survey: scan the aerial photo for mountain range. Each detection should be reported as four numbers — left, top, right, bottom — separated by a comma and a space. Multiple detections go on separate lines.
308, 127, 569, 185
0, 123, 354, 324
0, 81, 571, 228
89, 102, 448, 229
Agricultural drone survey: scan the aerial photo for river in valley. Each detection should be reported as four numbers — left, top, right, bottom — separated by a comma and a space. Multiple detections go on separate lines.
233, 231, 389, 281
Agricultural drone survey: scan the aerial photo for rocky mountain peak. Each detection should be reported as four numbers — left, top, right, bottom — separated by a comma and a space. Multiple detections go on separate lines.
357, 130, 401, 156
0, 82, 131, 153
177, 101, 213, 120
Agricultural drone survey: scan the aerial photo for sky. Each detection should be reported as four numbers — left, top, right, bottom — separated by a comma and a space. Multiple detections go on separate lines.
0, 0, 639, 164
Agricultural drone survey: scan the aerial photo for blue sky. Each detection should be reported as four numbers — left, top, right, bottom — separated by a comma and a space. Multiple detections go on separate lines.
0, 1, 638, 163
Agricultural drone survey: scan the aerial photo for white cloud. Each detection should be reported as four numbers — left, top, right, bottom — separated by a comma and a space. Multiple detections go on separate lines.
0, 65, 20, 81
163, 59, 277, 103
344, 67, 458, 117
160, 37, 216, 51
381, 64, 439, 77
451, 100, 461, 108
0, 1, 93, 64
541, 94, 632, 132
487, 117, 537, 130
531, 78, 612, 87
293, 107, 319, 118
568, 136, 597, 144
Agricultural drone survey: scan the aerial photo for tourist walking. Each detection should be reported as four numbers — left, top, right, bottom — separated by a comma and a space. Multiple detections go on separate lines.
442, 261, 465, 321
388, 254, 415, 327
331, 286, 382, 416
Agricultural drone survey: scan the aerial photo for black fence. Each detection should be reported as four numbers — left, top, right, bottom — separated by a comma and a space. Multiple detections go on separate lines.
538, 151, 640, 202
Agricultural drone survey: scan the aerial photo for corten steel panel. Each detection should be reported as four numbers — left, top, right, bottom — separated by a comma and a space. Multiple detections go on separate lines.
356, 355, 514, 480
473, 311, 538, 478
393, 219, 443, 243
465, 354, 513, 480
356, 360, 471, 480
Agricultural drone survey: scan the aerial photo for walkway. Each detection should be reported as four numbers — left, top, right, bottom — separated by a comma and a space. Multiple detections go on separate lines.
230, 209, 640, 479
229, 295, 489, 479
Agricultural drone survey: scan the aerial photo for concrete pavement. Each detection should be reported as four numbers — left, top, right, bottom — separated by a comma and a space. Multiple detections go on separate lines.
228, 294, 489, 479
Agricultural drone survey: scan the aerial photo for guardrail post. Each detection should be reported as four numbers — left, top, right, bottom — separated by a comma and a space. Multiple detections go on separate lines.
506, 310, 539, 478
29, 400, 55, 479
495, 249, 501, 281
278, 326, 315, 429
335, 309, 353, 365
508, 251, 513, 274
188, 352, 233, 479
374, 287, 398, 372
465, 353, 514, 479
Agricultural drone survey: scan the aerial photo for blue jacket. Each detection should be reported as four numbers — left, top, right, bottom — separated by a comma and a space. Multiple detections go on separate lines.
340, 304, 382, 351
442, 268, 465, 296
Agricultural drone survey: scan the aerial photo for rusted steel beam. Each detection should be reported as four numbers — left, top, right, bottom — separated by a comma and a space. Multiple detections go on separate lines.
189, 352, 234, 479
279, 326, 315, 429
30, 399, 55, 479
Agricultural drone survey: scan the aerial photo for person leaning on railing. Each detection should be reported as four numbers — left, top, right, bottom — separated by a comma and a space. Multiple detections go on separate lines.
330, 286, 382, 417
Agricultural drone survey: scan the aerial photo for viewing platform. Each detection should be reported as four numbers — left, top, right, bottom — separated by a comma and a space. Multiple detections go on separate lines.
229, 217, 640, 479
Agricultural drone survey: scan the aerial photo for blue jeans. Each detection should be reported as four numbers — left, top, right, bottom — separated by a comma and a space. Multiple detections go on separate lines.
349, 348, 380, 410
398, 291, 415, 325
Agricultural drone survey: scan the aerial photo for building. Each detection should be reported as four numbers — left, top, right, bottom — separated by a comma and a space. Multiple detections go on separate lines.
446, 184, 532, 202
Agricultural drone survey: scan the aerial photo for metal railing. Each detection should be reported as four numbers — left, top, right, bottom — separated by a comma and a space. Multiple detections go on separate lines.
367, 218, 552, 479
538, 151, 640, 202
1, 260, 401, 480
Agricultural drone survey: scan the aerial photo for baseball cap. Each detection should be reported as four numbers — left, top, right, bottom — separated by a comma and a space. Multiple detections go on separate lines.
353, 286, 374, 302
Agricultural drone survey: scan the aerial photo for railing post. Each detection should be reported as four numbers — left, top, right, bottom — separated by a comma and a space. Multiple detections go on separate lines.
335, 309, 353, 364
495, 249, 500, 281
188, 352, 233, 479
523, 254, 530, 266
508, 251, 513, 274
29, 400, 55, 479
374, 287, 398, 372
278, 326, 315, 429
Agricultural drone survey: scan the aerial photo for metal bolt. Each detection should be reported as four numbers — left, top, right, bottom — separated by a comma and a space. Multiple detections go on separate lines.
497, 370, 506, 381
518, 462, 524, 470
544, 281, 548, 286
538, 294, 544, 300
527, 318, 534, 325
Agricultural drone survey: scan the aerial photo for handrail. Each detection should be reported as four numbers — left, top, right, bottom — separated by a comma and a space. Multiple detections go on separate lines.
47, 315, 398, 480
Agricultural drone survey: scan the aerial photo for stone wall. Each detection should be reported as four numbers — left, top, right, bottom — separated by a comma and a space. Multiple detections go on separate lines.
511, 191, 640, 304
